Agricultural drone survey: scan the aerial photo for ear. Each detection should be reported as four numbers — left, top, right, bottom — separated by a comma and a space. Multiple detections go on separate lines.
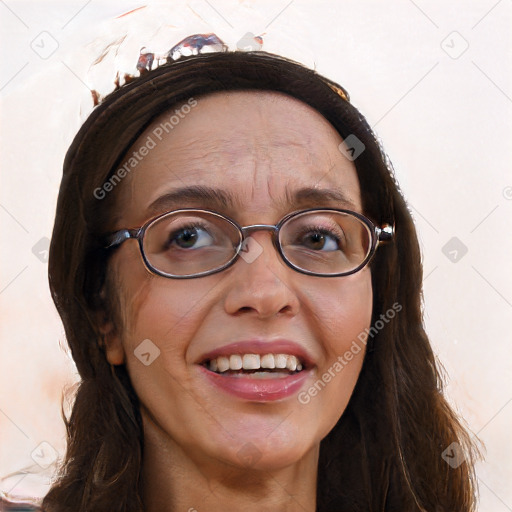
95, 276, 126, 366
95, 287, 126, 366
98, 318, 126, 366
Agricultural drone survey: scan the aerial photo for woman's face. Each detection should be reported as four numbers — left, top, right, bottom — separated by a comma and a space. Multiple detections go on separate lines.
105, 90, 373, 472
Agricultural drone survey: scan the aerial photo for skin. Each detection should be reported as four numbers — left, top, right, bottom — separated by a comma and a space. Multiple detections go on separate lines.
101, 90, 373, 512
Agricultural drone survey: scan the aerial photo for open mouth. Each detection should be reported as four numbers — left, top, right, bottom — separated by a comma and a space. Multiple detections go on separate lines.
198, 348, 312, 401
202, 353, 306, 378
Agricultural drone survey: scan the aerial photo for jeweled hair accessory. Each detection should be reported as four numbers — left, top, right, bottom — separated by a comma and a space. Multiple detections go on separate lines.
90, 32, 350, 106
137, 33, 228, 75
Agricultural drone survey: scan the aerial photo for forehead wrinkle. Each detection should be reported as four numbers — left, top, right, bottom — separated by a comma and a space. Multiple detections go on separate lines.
265, 174, 282, 208
170, 136, 264, 176
163, 137, 230, 167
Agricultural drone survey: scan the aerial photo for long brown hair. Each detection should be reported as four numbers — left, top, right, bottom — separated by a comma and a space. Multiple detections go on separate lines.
44, 51, 479, 511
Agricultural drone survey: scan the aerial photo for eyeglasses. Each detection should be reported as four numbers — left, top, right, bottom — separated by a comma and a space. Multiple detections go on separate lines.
103, 208, 394, 279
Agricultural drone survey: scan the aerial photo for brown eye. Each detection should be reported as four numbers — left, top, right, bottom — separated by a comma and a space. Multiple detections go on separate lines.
167, 225, 214, 250
297, 228, 341, 251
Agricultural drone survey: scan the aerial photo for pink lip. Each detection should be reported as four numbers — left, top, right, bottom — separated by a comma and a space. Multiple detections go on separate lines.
196, 339, 315, 402
198, 365, 312, 401
198, 339, 315, 367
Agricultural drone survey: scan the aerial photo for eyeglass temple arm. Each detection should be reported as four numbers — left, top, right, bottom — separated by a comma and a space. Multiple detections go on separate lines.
376, 224, 394, 243
103, 229, 140, 249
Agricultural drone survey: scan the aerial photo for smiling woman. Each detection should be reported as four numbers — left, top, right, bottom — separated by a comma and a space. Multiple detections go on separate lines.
40, 50, 478, 511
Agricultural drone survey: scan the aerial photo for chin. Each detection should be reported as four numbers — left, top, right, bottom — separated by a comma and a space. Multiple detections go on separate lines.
206, 421, 318, 473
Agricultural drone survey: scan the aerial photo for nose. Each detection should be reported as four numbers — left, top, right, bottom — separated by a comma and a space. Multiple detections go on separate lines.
223, 231, 300, 319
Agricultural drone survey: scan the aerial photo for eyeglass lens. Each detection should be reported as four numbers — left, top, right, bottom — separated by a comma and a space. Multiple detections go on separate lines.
142, 210, 372, 277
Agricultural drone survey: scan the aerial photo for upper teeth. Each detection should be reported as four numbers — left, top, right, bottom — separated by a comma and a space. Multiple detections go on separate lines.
207, 354, 303, 373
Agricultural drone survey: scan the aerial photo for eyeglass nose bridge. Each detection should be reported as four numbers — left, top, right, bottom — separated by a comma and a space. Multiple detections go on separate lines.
239, 224, 281, 252
240, 224, 280, 245
241, 224, 278, 235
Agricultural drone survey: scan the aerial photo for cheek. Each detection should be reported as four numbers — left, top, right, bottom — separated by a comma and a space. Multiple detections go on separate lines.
112, 248, 213, 405
117, 274, 214, 428
295, 270, 372, 436
303, 268, 373, 358
114, 243, 210, 347
123, 279, 212, 364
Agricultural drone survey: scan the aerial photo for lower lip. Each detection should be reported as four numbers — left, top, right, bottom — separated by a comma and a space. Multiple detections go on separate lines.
198, 366, 311, 402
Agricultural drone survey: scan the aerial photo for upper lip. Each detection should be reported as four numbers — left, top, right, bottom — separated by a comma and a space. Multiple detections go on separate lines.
198, 339, 316, 368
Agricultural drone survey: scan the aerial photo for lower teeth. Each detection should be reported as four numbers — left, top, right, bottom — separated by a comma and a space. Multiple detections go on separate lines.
212, 369, 301, 378
232, 371, 291, 379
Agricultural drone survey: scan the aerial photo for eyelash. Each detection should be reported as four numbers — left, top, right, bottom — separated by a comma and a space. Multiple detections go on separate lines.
295, 224, 343, 242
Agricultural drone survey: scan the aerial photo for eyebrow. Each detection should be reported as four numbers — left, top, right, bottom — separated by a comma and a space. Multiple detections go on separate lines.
146, 185, 358, 216
285, 187, 358, 210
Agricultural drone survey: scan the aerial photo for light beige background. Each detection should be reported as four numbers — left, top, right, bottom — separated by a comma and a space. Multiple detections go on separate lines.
1, 0, 511, 509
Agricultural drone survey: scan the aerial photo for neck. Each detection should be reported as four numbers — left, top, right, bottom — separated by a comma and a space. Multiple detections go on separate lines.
141, 412, 319, 512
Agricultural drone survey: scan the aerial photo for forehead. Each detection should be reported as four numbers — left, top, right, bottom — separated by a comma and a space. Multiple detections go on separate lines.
114, 90, 361, 225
